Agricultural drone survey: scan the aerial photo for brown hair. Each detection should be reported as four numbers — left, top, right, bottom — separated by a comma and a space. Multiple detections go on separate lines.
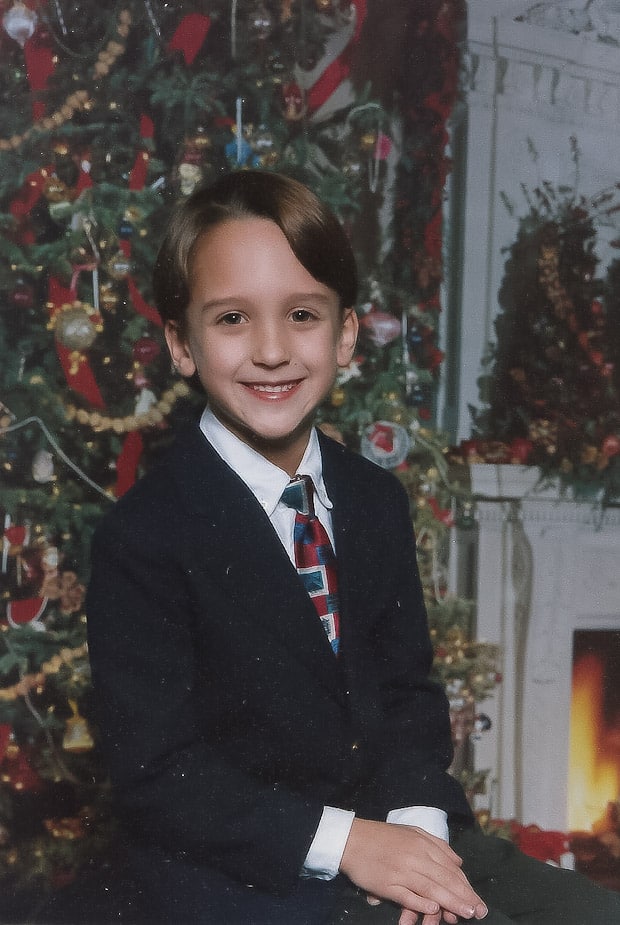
152, 170, 358, 331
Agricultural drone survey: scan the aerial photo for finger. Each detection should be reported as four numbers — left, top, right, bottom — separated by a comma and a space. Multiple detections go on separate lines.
397, 877, 482, 923
442, 913, 459, 924
420, 913, 441, 925
399, 908, 418, 925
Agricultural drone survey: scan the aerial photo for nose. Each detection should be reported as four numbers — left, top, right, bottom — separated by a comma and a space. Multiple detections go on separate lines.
251, 319, 290, 367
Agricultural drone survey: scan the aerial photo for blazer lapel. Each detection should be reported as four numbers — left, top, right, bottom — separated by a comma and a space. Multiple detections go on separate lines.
169, 427, 346, 704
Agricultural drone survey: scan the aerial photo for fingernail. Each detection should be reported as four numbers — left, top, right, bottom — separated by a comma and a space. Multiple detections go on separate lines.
366, 897, 381, 906
476, 904, 489, 919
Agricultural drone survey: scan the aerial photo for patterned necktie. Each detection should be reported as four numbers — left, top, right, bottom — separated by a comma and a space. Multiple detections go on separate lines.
280, 475, 340, 655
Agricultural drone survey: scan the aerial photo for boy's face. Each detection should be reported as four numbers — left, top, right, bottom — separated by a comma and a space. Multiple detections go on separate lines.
165, 217, 358, 474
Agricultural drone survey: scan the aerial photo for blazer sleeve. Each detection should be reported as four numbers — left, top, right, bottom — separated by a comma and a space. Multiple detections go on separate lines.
86, 496, 325, 897
339, 466, 474, 827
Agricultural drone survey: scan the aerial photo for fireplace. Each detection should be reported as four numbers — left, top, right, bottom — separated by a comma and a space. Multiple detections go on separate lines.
464, 465, 620, 832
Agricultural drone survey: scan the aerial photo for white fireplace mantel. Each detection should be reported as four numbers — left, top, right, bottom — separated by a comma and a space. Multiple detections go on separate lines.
469, 464, 620, 831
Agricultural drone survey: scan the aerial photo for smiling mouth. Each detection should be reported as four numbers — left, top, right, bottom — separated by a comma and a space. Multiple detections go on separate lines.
248, 382, 299, 394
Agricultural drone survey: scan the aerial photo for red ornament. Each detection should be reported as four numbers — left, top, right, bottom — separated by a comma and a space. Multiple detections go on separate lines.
459, 439, 481, 461
509, 437, 533, 464
132, 335, 161, 364
601, 434, 620, 458
1, 742, 44, 792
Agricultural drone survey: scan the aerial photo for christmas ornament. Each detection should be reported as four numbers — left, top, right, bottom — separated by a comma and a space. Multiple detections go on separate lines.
177, 162, 203, 197
99, 283, 119, 312
54, 305, 99, 351
32, 449, 55, 483
3, 1, 38, 47
106, 249, 132, 280
509, 437, 533, 464
360, 309, 401, 347
281, 81, 306, 121
62, 700, 94, 752
0, 739, 43, 792
132, 336, 160, 365
118, 218, 133, 239
6, 597, 47, 629
134, 387, 157, 415
175, 129, 213, 196
251, 124, 279, 166
249, 0, 273, 40
330, 386, 345, 407
360, 421, 411, 469
43, 176, 72, 204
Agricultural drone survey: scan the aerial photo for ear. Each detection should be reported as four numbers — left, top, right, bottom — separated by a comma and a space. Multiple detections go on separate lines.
165, 321, 197, 378
336, 307, 359, 368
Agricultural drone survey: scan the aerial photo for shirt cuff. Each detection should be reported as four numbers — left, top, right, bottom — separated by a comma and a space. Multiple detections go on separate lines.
386, 806, 449, 842
300, 806, 355, 880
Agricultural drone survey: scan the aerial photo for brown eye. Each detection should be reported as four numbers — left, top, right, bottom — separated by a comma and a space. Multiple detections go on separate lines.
291, 309, 315, 322
219, 312, 245, 325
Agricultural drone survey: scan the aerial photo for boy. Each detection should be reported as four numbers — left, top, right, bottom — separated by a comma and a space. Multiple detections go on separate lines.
86, 171, 620, 924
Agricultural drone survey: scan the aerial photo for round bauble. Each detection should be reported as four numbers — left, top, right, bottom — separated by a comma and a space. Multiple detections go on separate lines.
361, 420, 411, 469
132, 335, 161, 365
55, 306, 98, 351
3, 1, 38, 47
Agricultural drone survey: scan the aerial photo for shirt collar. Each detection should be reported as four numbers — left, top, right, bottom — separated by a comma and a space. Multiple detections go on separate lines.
199, 407, 332, 517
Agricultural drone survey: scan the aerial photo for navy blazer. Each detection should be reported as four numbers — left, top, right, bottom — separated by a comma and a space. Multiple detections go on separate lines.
86, 425, 472, 923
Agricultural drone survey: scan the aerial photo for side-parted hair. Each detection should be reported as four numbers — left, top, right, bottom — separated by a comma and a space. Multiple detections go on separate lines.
152, 170, 358, 331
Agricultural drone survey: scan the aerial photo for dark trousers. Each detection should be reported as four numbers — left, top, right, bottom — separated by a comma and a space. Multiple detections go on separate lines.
330, 828, 620, 924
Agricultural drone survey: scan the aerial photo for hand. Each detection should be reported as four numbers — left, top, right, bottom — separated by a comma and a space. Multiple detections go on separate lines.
340, 819, 487, 922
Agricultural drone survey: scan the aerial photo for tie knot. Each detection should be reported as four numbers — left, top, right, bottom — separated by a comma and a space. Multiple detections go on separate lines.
281, 475, 315, 517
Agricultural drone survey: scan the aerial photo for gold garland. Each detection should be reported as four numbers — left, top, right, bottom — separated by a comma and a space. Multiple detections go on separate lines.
0, 9, 132, 152
65, 379, 191, 434
0, 642, 88, 703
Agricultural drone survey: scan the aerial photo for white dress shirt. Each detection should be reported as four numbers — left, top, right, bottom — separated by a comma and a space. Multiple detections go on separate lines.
199, 408, 448, 880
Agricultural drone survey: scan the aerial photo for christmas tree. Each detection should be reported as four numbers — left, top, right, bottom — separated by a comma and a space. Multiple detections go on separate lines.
0, 0, 493, 914
469, 145, 620, 502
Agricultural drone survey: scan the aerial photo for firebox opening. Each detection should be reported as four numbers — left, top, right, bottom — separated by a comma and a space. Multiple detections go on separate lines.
568, 629, 620, 834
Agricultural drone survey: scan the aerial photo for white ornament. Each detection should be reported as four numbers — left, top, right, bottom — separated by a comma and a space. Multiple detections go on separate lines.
135, 387, 157, 415
3, 2, 38, 48
32, 449, 55, 483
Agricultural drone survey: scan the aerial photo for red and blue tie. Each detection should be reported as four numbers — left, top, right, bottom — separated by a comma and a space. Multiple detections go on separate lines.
281, 475, 340, 655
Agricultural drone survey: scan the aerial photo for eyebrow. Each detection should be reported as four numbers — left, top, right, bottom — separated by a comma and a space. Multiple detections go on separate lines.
199, 291, 336, 312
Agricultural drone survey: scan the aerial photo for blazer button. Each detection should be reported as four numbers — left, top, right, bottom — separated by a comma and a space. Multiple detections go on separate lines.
351, 741, 360, 753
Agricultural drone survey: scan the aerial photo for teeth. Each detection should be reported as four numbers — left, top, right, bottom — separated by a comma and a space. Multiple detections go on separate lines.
252, 383, 294, 393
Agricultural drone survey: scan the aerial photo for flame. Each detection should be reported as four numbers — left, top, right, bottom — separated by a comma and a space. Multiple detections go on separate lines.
568, 652, 620, 832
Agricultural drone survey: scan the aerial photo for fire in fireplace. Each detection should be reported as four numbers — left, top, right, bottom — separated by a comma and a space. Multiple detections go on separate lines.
568, 630, 620, 833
